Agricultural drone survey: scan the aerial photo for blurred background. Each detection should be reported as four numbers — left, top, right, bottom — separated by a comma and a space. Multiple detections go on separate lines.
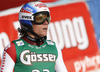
0, 0, 100, 72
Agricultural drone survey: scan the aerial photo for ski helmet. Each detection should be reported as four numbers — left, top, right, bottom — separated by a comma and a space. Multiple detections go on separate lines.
19, 1, 50, 38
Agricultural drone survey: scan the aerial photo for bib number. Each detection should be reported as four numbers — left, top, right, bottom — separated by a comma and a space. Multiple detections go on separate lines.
32, 69, 49, 72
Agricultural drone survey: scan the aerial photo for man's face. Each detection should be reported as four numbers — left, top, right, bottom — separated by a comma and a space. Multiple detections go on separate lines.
32, 21, 48, 37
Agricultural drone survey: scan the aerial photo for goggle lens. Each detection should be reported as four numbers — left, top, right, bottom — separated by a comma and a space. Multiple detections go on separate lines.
33, 12, 50, 25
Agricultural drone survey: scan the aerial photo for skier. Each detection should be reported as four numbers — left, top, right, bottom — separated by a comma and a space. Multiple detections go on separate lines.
0, 1, 68, 72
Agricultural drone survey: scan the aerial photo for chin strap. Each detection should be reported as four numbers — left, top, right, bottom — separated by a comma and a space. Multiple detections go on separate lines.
27, 31, 47, 46
30, 31, 41, 39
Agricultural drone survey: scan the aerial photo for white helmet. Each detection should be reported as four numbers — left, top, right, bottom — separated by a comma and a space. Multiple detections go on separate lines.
19, 1, 50, 38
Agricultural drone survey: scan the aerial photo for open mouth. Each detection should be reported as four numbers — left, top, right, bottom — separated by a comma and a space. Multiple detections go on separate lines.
43, 28, 47, 30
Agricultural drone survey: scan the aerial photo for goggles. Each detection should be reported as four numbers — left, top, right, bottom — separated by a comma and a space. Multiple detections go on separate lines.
33, 11, 50, 25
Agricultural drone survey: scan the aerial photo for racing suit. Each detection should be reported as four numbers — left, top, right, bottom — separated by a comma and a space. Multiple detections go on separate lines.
0, 36, 67, 72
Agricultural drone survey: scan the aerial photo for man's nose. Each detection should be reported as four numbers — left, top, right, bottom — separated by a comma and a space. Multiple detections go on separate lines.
43, 20, 48, 25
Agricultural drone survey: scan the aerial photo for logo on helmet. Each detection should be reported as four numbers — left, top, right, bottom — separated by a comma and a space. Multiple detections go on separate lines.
25, 7, 33, 12
20, 8, 31, 13
35, 3, 47, 8
22, 16, 32, 19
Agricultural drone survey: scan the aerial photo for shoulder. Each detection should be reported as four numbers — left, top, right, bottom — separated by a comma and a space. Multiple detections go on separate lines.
4, 42, 15, 51
4, 41, 17, 63
4, 41, 16, 58
4, 39, 22, 52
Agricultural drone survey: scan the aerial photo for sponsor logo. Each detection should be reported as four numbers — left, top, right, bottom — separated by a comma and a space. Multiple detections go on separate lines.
28, 44, 34, 48
16, 40, 24, 46
46, 41, 54, 45
74, 55, 100, 72
20, 50, 56, 65
25, 7, 33, 12
35, 3, 47, 8
22, 16, 32, 19
43, 44, 46, 48
20, 7, 33, 13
